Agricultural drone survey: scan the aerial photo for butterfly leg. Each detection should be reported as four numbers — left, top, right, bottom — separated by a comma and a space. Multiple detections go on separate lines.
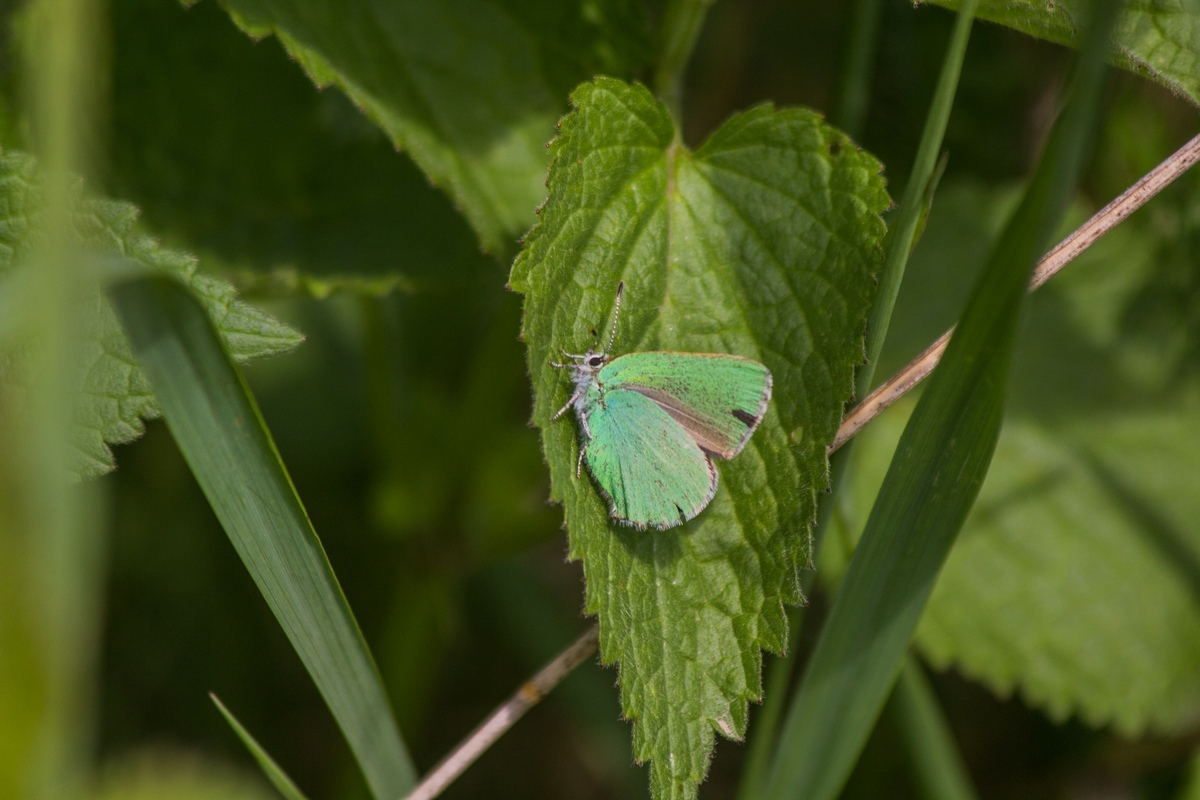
576, 442, 587, 478
552, 391, 581, 421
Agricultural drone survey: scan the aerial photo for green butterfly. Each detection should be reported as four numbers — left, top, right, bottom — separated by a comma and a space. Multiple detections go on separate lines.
552, 284, 773, 530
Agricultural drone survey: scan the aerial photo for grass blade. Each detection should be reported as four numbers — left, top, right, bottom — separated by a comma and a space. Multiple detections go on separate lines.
212, 695, 311, 800
739, 6, 974, 795
108, 274, 416, 800
888, 659, 977, 800
762, 0, 1120, 797
859, 0, 979, 396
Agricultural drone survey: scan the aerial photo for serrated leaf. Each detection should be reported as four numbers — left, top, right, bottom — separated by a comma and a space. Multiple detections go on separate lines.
510, 78, 889, 799
0, 150, 302, 480
922, 0, 1200, 106
831, 177, 1200, 737
203, 0, 651, 255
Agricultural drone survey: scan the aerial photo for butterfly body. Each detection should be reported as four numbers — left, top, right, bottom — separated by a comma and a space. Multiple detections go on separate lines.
557, 347, 772, 530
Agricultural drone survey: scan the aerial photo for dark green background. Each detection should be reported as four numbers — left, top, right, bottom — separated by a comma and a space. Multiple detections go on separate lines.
59, 0, 1200, 798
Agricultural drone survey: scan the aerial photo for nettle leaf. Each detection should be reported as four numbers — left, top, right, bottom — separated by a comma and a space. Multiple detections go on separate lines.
510, 78, 889, 798
0, 150, 302, 480
204, 0, 651, 255
922, 0, 1200, 106
828, 179, 1200, 736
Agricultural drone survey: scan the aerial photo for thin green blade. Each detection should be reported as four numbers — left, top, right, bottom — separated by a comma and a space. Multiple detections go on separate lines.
212, 695, 311, 800
762, 0, 1120, 797
107, 274, 415, 800
887, 659, 978, 800
738, 5, 976, 795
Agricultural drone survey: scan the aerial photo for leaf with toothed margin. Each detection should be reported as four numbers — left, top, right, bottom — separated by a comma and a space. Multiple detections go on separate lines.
0, 149, 302, 480
199, 0, 652, 256
510, 78, 890, 799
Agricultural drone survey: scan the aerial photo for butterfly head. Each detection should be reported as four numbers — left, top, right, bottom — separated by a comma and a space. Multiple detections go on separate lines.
551, 347, 609, 383
549, 282, 623, 380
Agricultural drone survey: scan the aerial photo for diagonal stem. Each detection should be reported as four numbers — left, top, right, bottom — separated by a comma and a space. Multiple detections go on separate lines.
401, 626, 600, 800
830, 130, 1200, 454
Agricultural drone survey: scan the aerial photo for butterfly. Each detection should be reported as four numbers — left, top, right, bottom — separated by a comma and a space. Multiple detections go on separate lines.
551, 283, 772, 530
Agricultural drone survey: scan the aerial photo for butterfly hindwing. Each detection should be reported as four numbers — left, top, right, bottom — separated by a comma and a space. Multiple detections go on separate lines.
583, 389, 717, 530
599, 352, 772, 459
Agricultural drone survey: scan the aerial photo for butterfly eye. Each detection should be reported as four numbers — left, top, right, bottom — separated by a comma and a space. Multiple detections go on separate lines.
588, 355, 605, 367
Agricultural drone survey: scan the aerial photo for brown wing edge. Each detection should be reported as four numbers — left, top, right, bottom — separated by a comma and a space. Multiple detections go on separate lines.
725, 367, 772, 459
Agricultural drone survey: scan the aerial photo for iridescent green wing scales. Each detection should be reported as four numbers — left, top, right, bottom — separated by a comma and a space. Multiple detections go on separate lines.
583, 389, 717, 530
598, 353, 772, 459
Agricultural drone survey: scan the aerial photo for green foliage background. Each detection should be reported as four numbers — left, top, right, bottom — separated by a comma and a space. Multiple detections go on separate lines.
1, 0, 1198, 799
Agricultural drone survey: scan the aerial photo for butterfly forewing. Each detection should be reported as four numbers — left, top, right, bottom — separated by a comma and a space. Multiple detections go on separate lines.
584, 389, 718, 530
599, 353, 772, 459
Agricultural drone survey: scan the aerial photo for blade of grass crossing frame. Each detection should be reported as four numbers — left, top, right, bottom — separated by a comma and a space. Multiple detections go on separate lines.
212, 695, 312, 800
762, 1, 1121, 797
887, 659, 976, 800
108, 274, 416, 800
738, 7, 976, 797
859, 0, 979, 397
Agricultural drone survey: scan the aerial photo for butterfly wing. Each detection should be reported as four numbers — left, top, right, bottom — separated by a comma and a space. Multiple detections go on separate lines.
599, 352, 772, 459
583, 389, 717, 530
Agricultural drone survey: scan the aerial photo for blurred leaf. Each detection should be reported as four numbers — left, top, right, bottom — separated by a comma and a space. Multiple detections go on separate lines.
511, 77, 890, 798
90, 749, 278, 800
0, 150, 302, 479
108, 274, 414, 800
836, 178, 1200, 738
201, 0, 651, 255
109, 0, 494, 287
212, 696, 311, 800
922, 405, 1200, 734
923, 0, 1200, 106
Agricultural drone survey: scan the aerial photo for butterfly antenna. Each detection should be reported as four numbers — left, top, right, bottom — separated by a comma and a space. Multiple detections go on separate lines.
604, 281, 624, 354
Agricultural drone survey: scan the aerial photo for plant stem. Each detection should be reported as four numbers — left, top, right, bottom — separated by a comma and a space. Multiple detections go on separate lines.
833, 0, 885, 138
401, 626, 600, 800
654, 0, 716, 123
832, 130, 1200, 453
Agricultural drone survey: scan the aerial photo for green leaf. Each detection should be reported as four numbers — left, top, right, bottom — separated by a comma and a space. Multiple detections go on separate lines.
202, 0, 651, 255
110, 0, 494, 289
510, 77, 890, 799
924, 406, 1200, 733
763, 0, 1117, 793
107, 274, 415, 800
0, 150, 302, 479
922, 0, 1200, 107
836, 177, 1200, 737
212, 695, 311, 800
